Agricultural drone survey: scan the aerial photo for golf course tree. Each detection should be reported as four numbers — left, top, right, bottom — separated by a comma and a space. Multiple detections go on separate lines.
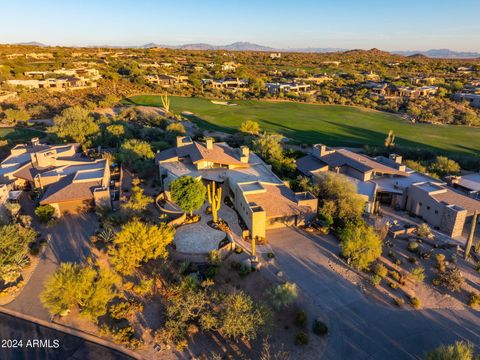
50, 106, 100, 148
0, 223, 38, 284
118, 138, 155, 174
40, 262, 119, 322
428, 156, 461, 177
240, 119, 261, 135
252, 132, 296, 179
338, 221, 382, 271
170, 176, 207, 216
108, 218, 175, 276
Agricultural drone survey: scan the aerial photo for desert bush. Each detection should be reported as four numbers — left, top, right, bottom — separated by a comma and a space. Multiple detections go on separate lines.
417, 223, 432, 238
109, 300, 144, 320
410, 266, 426, 283
312, 319, 328, 336
294, 311, 307, 328
295, 331, 309, 346
435, 253, 446, 273
371, 274, 382, 286
439, 268, 464, 292
425, 341, 477, 360
374, 263, 388, 278
34, 204, 55, 223
407, 241, 419, 253
410, 296, 421, 309
269, 282, 298, 311
393, 297, 405, 307
468, 292, 480, 308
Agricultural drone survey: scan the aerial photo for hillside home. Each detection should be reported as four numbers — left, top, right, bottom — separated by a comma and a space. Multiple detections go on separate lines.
452, 93, 480, 109
297, 145, 479, 238
446, 173, 480, 200
202, 78, 249, 90
157, 137, 317, 239
266, 82, 310, 94
0, 138, 111, 216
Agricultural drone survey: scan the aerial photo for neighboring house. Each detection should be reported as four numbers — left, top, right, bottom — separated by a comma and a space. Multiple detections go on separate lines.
202, 78, 249, 90
145, 74, 187, 86
294, 75, 333, 85
396, 85, 438, 98
0, 138, 111, 216
6, 77, 97, 91
221, 62, 240, 72
270, 53, 281, 59
446, 173, 480, 200
297, 145, 480, 238
452, 93, 480, 109
266, 82, 310, 94
157, 137, 317, 239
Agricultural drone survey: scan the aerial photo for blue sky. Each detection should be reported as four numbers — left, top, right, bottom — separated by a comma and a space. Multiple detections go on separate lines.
1, 0, 479, 51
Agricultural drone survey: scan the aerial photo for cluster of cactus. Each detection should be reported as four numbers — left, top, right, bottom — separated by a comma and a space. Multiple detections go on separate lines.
207, 181, 222, 223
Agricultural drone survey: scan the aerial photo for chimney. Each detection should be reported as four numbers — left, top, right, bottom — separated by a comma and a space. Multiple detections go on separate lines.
176, 136, 193, 148
389, 153, 402, 164
240, 146, 250, 163
311, 144, 328, 159
206, 137, 214, 150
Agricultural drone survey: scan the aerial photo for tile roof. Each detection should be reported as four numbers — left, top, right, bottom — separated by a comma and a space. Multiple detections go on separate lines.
158, 141, 248, 167
431, 188, 480, 215
296, 154, 328, 176
245, 184, 302, 218
320, 149, 408, 176
40, 174, 101, 204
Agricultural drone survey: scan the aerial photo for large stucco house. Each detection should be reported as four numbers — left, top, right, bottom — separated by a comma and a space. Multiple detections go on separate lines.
297, 144, 480, 238
0, 138, 111, 216
157, 137, 317, 239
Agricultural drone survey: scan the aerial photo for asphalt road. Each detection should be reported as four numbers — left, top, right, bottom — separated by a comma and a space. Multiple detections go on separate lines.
267, 227, 480, 360
6, 213, 98, 321
0, 312, 132, 360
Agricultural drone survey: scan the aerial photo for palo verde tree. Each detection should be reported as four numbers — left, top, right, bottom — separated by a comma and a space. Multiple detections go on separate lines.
109, 219, 175, 275
40, 263, 119, 322
50, 106, 100, 147
170, 176, 207, 216
239, 120, 261, 135
338, 222, 382, 271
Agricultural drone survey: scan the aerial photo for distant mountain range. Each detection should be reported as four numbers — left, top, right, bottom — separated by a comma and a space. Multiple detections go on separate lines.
392, 48, 480, 59
12, 41, 480, 58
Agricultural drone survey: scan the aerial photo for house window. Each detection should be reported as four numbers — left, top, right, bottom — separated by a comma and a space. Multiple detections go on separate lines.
435, 210, 438, 214
427, 206, 430, 210
419, 202, 422, 206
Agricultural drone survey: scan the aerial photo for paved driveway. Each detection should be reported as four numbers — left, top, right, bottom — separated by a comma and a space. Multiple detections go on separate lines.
5, 213, 97, 321
267, 227, 480, 359
0, 312, 132, 360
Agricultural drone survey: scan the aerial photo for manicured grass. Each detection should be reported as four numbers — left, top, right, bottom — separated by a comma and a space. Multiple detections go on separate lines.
129, 95, 480, 157
0, 127, 44, 142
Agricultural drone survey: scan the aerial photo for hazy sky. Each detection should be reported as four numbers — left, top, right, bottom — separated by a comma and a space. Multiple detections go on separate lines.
1, 0, 479, 51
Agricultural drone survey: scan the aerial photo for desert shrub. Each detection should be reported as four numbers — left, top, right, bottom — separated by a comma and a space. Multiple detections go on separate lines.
312, 319, 328, 336
269, 282, 298, 311
407, 241, 419, 253
425, 341, 477, 360
439, 268, 464, 292
410, 296, 421, 309
468, 292, 480, 308
109, 300, 144, 320
389, 270, 401, 282
374, 263, 388, 278
417, 223, 432, 238
132, 277, 155, 297
294, 311, 307, 328
435, 253, 446, 273
208, 250, 221, 266
393, 297, 405, 307
371, 274, 382, 286
34, 204, 55, 223
389, 282, 398, 289
295, 331, 309, 346
410, 266, 426, 283
234, 246, 244, 254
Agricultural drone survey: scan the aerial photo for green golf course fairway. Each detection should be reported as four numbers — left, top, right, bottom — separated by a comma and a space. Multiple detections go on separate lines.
0, 127, 44, 142
129, 95, 480, 157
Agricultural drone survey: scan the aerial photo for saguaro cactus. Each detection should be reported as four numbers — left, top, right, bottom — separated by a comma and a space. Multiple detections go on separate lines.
160, 93, 170, 116
207, 181, 222, 223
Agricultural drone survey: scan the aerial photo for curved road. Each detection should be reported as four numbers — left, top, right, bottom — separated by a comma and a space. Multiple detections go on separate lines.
0, 312, 133, 360
267, 227, 480, 359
